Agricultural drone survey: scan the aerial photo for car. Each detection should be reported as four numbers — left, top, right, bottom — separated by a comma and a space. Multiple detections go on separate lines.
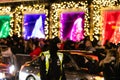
19, 50, 104, 80
0, 54, 18, 80
0, 45, 18, 80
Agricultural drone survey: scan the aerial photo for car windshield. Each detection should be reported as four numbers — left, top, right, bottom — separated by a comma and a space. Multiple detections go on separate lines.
0, 55, 12, 65
63, 52, 100, 74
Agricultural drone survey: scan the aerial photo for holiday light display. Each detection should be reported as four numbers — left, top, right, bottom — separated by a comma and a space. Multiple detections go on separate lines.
50, 1, 89, 39
0, 0, 120, 41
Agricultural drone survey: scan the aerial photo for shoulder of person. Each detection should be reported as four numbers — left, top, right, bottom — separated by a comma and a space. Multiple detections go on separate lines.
40, 50, 50, 60
40, 50, 50, 55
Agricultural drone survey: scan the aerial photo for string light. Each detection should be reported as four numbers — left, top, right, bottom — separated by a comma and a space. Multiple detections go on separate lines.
0, 6, 13, 36
92, 0, 117, 40
14, 4, 49, 38
50, 1, 89, 38
0, 0, 119, 40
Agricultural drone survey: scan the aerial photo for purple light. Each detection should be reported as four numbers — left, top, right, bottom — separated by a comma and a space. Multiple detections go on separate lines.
60, 12, 85, 41
70, 17, 84, 41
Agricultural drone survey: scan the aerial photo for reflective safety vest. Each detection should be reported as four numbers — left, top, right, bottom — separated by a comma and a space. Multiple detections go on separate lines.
40, 50, 64, 74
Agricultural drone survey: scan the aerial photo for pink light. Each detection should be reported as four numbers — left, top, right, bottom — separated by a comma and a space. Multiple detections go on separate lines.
70, 17, 84, 42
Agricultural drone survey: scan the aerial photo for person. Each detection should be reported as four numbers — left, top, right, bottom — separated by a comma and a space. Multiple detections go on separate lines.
24, 38, 33, 54
29, 39, 42, 59
0, 44, 13, 56
63, 39, 75, 50
84, 40, 96, 51
39, 36, 66, 80
41, 39, 51, 51
99, 46, 120, 80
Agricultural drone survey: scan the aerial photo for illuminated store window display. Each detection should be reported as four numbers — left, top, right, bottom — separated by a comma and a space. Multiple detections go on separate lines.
23, 13, 46, 40
50, 1, 89, 39
0, 15, 11, 38
15, 4, 49, 38
60, 11, 85, 42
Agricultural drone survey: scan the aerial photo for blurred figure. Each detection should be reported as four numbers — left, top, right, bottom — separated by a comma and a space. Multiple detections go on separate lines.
24, 38, 33, 54
39, 36, 66, 80
104, 40, 113, 49
39, 38, 46, 49
94, 48, 106, 61
41, 39, 51, 51
1, 45, 13, 56
17, 37, 25, 54
99, 47, 120, 80
63, 39, 75, 50
29, 39, 42, 59
84, 40, 96, 51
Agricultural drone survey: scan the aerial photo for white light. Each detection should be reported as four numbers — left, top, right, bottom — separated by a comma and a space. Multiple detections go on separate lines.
94, 76, 104, 80
19, 71, 29, 80
0, 73, 5, 79
9, 65, 15, 74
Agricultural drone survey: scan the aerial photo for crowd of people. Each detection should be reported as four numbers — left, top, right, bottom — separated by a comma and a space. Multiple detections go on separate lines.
0, 35, 120, 80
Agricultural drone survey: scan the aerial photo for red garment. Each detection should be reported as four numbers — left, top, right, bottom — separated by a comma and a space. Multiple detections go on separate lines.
30, 47, 42, 59
60, 43, 64, 50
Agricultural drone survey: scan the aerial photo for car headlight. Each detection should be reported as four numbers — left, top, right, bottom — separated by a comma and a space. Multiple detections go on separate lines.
0, 73, 5, 79
9, 65, 15, 74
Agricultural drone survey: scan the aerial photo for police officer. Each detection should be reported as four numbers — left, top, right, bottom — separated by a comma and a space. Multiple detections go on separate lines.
39, 37, 66, 80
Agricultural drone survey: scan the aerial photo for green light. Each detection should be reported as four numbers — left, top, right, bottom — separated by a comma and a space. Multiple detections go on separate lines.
0, 15, 11, 38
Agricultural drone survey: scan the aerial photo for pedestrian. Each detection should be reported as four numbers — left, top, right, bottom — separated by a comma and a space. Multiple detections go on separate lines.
99, 45, 120, 80
39, 36, 66, 80
29, 38, 42, 59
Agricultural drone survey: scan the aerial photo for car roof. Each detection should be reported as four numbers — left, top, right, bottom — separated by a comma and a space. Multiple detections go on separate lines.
58, 50, 98, 61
